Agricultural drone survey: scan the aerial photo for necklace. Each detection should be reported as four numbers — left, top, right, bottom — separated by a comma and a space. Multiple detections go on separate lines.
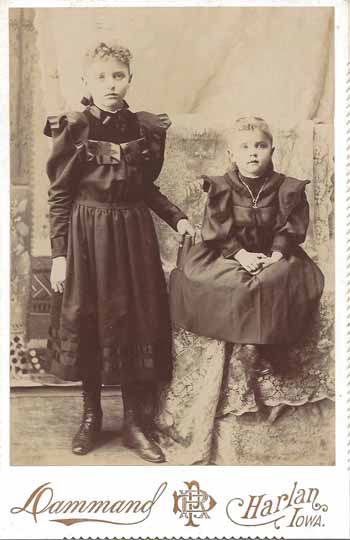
238, 172, 267, 209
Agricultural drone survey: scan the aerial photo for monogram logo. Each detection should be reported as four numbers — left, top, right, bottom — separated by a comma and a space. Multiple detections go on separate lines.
173, 480, 216, 527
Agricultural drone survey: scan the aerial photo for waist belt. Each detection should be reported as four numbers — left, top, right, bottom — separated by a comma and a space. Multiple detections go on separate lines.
75, 194, 146, 209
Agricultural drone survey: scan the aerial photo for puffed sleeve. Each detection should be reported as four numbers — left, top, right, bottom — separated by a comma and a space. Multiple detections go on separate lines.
44, 112, 88, 258
201, 175, 243, 258
272, 177, 310, 256
136, 111, 187, 230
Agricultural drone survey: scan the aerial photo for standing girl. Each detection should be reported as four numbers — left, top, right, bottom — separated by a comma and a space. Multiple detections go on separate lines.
45, 40, 194, 462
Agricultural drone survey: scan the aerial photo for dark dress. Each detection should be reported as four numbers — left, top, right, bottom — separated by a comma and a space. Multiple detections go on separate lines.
170, 166, 324, 344
45, 102, 187, 384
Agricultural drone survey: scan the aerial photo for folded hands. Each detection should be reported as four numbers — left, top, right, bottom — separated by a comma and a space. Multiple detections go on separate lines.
234, 249, 283, 274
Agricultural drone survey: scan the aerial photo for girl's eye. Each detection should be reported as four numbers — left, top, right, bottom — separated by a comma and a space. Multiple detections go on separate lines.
98, 74, 105, 80
113, 73, 125, 80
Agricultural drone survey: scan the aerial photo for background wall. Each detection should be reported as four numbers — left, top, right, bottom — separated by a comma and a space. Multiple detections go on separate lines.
35, 7, 334, 122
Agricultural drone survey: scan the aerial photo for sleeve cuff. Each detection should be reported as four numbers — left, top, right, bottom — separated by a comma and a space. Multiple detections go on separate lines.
271, 234, 291, 256
172, 212, 188, 231
222, 242, 243, 259
51, 236, 68, 258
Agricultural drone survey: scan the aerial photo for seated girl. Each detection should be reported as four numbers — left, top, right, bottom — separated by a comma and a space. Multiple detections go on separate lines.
169, 116, 324, 400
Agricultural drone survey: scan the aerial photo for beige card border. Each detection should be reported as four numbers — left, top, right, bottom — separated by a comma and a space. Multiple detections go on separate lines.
0, 1, 349, 539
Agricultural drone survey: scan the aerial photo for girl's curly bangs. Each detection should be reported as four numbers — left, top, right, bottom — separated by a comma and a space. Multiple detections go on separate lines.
233, 116, 273, 144
84, 41, 133, 69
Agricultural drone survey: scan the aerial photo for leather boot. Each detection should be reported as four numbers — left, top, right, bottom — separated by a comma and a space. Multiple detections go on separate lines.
236, 344, 261, 404
72, 379, 103, 455
121, 383, 165, 463
261, 344, 290, 376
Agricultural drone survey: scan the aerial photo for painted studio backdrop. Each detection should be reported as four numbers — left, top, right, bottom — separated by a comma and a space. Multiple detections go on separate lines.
10, 7, 334, 462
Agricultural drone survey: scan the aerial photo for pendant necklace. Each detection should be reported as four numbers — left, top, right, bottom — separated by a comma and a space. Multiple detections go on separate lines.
238, 172, 267, 208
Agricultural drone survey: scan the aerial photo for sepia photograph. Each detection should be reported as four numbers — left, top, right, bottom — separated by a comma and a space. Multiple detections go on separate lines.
9, 6, 335, 467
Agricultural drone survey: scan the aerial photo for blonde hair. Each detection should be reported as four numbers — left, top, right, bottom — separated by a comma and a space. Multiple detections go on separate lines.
232, 116, 273, 144
83, 41, 133, 73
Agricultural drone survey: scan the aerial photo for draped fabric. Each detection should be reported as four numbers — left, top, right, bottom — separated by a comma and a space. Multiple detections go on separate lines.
154, 315, 334, 465
34, 7, 333, 123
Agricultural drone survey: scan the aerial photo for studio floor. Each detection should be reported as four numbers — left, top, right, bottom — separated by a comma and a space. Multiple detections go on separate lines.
10, 387, 153, 466
10, 387, 335, 466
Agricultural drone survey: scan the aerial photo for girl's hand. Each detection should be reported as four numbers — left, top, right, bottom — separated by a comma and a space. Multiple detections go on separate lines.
271, 251, 283, 261
260, 251, 284, 269
234, 249, 267, 274
177, 219, 196, 238
50, 256, 67, 294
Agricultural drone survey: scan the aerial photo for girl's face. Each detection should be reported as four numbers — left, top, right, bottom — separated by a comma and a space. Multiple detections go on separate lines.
229, 129, 274, 178
83, 56, 132, 112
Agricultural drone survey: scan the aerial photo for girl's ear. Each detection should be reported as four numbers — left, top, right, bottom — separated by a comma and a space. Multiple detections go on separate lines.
80, 76, 92, 106
271, 146, 275, 157
128, 73, 133, 84
80, 77, 93, 106
227, 148, 234, 164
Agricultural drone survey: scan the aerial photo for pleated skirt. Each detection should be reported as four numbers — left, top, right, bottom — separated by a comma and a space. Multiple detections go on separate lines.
47, 197, 172, 384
